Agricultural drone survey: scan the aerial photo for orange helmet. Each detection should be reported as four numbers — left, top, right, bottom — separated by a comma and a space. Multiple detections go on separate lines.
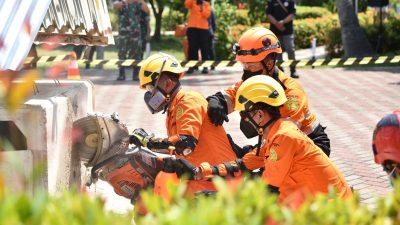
372, 109, 400, 165
234, 27, 282, 63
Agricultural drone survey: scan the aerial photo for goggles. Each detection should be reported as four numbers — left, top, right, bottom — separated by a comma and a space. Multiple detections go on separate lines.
240, 62, 264, 72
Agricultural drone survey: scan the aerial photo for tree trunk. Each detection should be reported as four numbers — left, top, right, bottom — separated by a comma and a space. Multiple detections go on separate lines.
153, 9, 163, 41
336, 0, 375, 57
149, 0, 164, 41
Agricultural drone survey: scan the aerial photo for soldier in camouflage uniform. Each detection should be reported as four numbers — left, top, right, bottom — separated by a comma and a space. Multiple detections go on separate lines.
114, 0, 150, 81
139, 2, 151, 58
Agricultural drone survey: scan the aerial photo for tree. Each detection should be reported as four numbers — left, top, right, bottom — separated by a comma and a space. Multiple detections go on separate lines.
336, 0, 375, 57
149, 0, 166, 41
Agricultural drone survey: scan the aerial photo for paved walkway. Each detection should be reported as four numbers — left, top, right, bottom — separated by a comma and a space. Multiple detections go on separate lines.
79, 66, 399, 212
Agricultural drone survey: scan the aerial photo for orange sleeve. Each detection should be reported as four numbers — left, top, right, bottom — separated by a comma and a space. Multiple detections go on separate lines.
242, 146, 266, 171
222, 80, 242, 113
175, 98, 203, 140
280, 88, 307, 128
201, 3, 211, 18
263, 135, 296, 187
185, 0, 194, 9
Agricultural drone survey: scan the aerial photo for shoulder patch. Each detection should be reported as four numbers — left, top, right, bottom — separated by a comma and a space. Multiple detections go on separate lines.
268, 147, 277, 162
176, 106, 184, 120
285, 96, 299, 111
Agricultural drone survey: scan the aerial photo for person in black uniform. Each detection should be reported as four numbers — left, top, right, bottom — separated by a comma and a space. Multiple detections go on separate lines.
266, 0, 299, 78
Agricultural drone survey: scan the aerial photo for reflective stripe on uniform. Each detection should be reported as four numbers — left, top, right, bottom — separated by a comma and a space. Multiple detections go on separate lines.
304, 111, 312, 119
304, 120, 320, 135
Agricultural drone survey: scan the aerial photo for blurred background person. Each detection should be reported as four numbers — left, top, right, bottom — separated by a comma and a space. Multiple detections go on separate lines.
185, 0, 211, 74
207, 5, 216, 70
83, 46, 105, 69
140, 0, 151, 59
266, 0, 299, 78
114, 0, 149, 81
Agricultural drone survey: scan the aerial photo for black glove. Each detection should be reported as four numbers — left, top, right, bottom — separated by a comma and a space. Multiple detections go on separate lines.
129, 128, 152, 147
207, 93, 229, 126
227, 134, 253, 158
163, 157, 196, 179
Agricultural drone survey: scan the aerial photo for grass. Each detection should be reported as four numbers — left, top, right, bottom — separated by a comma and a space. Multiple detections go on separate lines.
36, 35, 185, 61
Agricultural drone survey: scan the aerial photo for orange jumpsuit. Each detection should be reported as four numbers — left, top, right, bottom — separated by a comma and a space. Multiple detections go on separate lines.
166, 89, 237, 194
223, 71, 319, 135
243, 119, 351, 202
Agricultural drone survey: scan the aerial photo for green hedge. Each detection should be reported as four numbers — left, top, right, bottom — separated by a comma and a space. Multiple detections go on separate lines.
296, 6, 332, 19
0, 190, 133, 224
1, 178, 399, 224
236, 9, 251, 26
218, 11, 400, 57
109, 7, 119, 31
360, 12, 400, 55
226, 15, 340, 51
214, 0, 238, 60
136, 177, 400, 225
212, 6, 338, 57
162, 9, 187, 31
325, 11, 400, 57
294, 15, 339, 49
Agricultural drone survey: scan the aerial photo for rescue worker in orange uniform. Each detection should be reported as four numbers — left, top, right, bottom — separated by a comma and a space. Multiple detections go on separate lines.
130, 52, 237, 195
372, 109, 400, 184
187, 75, 352, 202
207, 27, 331, 156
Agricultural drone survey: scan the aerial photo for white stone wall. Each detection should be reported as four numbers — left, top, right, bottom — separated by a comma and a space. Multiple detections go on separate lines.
0, 79, 94, 194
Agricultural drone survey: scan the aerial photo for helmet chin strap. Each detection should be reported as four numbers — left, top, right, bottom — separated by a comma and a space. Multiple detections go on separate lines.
160, 82, 181, 114
261, 54, 277, 77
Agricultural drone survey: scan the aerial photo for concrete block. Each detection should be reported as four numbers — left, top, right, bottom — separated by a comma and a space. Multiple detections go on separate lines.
0, 79, 94, 194
0, 150, 34, 194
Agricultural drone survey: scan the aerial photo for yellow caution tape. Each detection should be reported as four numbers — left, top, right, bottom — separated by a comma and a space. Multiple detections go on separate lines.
24, 55, 400, 69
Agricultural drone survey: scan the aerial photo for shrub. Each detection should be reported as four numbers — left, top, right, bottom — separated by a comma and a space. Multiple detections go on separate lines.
2, 174, 400, 224
247, 0, 267, 25
162, 9, 186, 31
325, 11, 400, 57
296, 6, 332, 19
382, 14, 400, 54
213, 14, 341, 56
0, 190, 133, 224
109, 7, 119, 31
325, 26, 343, 57
136, 177, 400, 224
214, 0, 238, 60
236, 9, 251, 26
294, 15, 339, 49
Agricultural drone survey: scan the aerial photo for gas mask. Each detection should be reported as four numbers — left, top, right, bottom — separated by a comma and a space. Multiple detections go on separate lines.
239, 110, 277, 156
144, 81, 181, 114
240, 118, 258, 138
144, 84, 169, 114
